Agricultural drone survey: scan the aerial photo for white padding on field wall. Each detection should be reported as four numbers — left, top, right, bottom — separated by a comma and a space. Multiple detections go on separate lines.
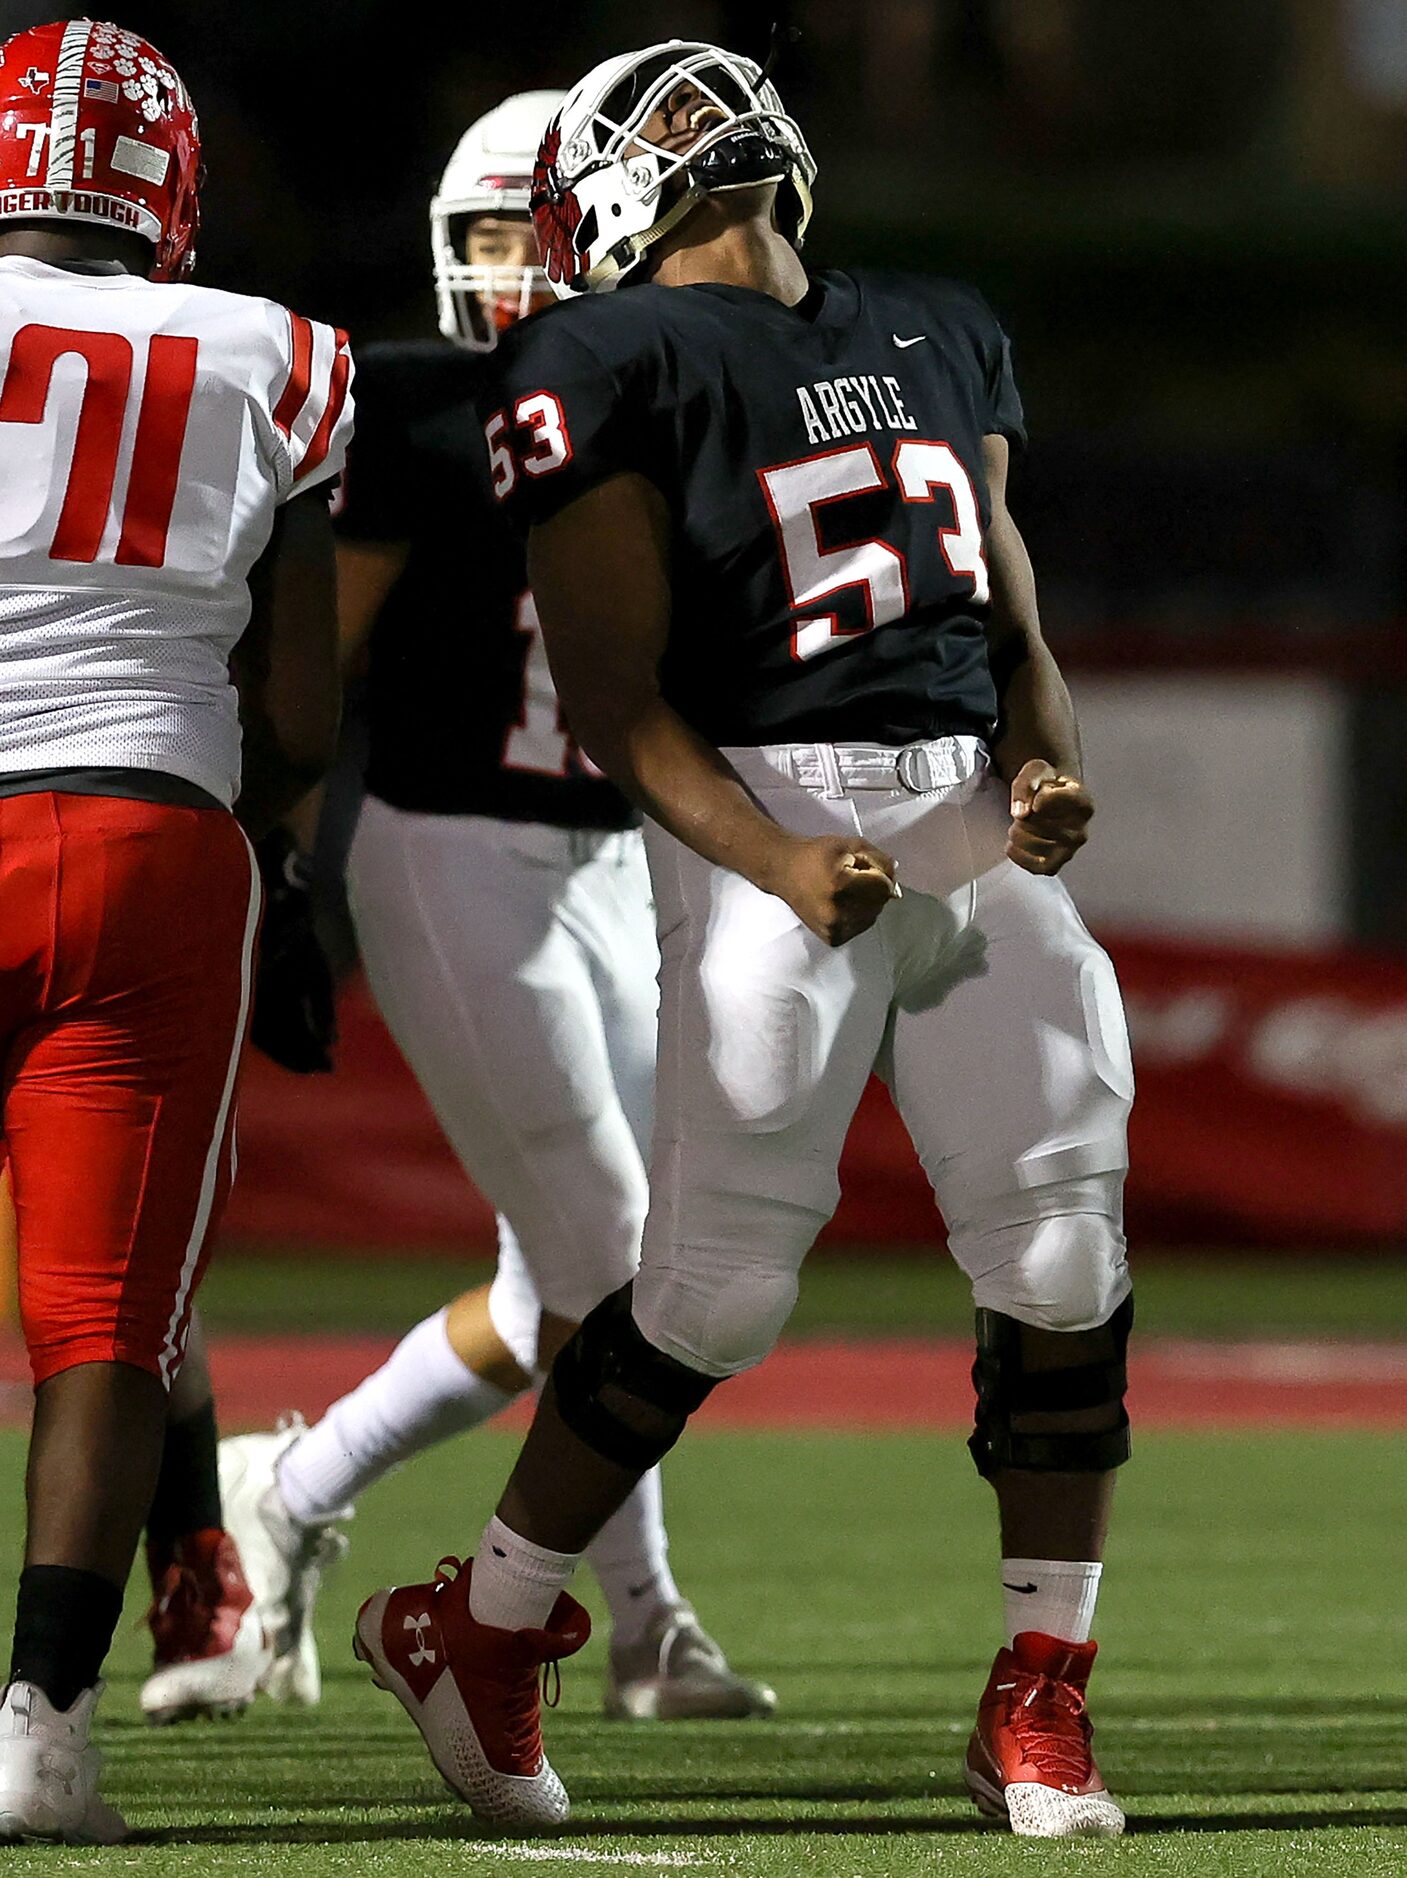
1065, 673, 1349, 946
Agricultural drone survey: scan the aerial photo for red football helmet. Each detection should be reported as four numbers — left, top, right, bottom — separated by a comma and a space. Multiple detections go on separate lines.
0, 18, 201, 280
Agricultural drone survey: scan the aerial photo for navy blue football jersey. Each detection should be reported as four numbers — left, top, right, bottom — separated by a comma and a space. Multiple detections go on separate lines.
483, 269, 1024, 748
334, 339, 634, 830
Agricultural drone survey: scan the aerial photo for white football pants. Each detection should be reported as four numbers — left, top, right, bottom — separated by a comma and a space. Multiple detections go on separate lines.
634, 737, 1134, 1379
347, 798, 657, 1361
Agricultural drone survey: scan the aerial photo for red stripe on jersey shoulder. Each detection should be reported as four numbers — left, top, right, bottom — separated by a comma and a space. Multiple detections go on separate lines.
273, 311, 315, 437
293, 328, 351, 484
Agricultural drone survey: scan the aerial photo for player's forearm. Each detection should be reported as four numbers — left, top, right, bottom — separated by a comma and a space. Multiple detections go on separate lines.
579, 693, 800, 888
233, 693, 337, 839
990, 633, 1083, 784
284, 783, 325, 855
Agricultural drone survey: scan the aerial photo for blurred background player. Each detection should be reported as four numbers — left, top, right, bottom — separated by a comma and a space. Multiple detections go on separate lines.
0, 16, 347, 1841
218, 89, 771, 1725
354, 39, 1132, 1837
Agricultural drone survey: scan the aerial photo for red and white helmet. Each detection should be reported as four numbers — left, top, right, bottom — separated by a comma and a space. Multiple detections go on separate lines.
531, 41, 816, 299
431, 89, 563, 350
0, 18, 201, 281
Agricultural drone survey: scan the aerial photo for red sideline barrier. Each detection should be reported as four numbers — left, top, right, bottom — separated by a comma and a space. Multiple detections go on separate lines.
1113, 936, 1407, 1244
223, 938, 1407, 1250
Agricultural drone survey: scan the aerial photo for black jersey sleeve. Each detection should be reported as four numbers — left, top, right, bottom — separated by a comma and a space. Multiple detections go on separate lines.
485, 311, 654, 529
985, 326, 1026, 448
332, 349, 422, 543
875, 272, 1027, 450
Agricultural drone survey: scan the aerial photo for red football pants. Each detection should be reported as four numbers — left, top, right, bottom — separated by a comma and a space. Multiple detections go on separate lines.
0, 793, 260, 1386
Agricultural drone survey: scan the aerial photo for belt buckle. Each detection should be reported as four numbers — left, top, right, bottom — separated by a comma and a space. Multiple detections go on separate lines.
895, 743, 936, 795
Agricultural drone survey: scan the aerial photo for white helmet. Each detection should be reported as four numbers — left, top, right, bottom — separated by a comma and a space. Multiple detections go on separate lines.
431, 89, 565, 349
530, 41, 816, 299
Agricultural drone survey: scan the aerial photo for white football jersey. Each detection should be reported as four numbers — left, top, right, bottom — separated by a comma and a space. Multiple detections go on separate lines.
0, 255, 353, 806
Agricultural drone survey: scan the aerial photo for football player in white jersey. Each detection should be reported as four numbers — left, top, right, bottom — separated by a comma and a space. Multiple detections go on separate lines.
219, 89, 772, 1726
0, 19, 350, 1843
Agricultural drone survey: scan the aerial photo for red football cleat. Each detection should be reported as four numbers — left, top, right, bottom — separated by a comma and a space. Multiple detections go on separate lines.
353, 1557, 590, 1828
140, 1529, 271, 1725
964, 1631, 1125, 1837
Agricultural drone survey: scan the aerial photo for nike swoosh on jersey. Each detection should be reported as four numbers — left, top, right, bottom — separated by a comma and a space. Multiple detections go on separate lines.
892, 333, 927, 348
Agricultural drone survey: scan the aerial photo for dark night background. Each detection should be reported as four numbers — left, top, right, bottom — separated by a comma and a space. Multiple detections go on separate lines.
3, 1, 1405, 934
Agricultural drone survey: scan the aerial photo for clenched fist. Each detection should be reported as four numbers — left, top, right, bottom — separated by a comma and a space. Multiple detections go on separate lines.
1006, 759, 1093, 876
769, 834, 900, 946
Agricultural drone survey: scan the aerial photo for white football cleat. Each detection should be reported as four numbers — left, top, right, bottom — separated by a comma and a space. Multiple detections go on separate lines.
604, 1604, 777, 1720
0, 1681, 126, 1845
219, 1418, 349, 1706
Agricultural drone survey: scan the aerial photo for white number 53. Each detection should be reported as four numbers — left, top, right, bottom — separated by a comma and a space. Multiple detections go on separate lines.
758, 439, 987, 661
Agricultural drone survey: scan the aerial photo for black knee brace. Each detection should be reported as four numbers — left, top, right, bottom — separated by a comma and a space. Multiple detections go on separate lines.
968, 1295, 1134, 1478
551, 1283, 719, 1472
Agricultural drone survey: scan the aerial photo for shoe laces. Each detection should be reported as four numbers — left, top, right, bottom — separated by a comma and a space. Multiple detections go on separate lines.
1006, 1670, 1094, 1788
434, 1556, 561, 1759
656, 1608, 725, 1682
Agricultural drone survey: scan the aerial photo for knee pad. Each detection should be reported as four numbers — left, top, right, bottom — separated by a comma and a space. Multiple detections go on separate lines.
968, 1294, 1134, 1478
960, 1165, 1129, 1333
633, 1254, 799, 1379
551, 1282, 718, 1472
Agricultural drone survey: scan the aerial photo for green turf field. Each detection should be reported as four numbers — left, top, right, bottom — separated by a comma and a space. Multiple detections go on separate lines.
199, 1246, 1407, 1342
2, 1421, 1404, 1875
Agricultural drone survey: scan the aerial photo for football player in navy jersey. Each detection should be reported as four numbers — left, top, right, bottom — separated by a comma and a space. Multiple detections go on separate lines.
217, 91, 770, 1727
353, 44, 1134, 1838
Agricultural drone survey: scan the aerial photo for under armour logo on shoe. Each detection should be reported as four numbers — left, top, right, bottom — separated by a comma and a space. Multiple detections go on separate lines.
403, 1612, 436, 1666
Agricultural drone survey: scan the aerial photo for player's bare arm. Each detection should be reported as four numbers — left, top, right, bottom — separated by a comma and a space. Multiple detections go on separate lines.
271, 537, 408, 853
336, 538, 409, 668
232, 489, 342, 839
982, 432, 1093, 877
528, 470, 897, 947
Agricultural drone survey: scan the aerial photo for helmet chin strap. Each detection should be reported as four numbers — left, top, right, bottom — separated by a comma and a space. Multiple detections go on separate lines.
584, 126, 806, 293
586, 178, 706, 290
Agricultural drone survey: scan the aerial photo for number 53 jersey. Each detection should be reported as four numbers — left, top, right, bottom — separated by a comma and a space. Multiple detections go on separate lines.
484, 268, 1025, 748
0, 254, 353, 805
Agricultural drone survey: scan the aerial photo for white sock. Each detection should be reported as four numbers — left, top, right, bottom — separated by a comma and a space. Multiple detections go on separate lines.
1002, 1557, 1103, 1647
469, 1514, 581, 1631
584, 1468, 681, 1648
277, 1308, 517, 1526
